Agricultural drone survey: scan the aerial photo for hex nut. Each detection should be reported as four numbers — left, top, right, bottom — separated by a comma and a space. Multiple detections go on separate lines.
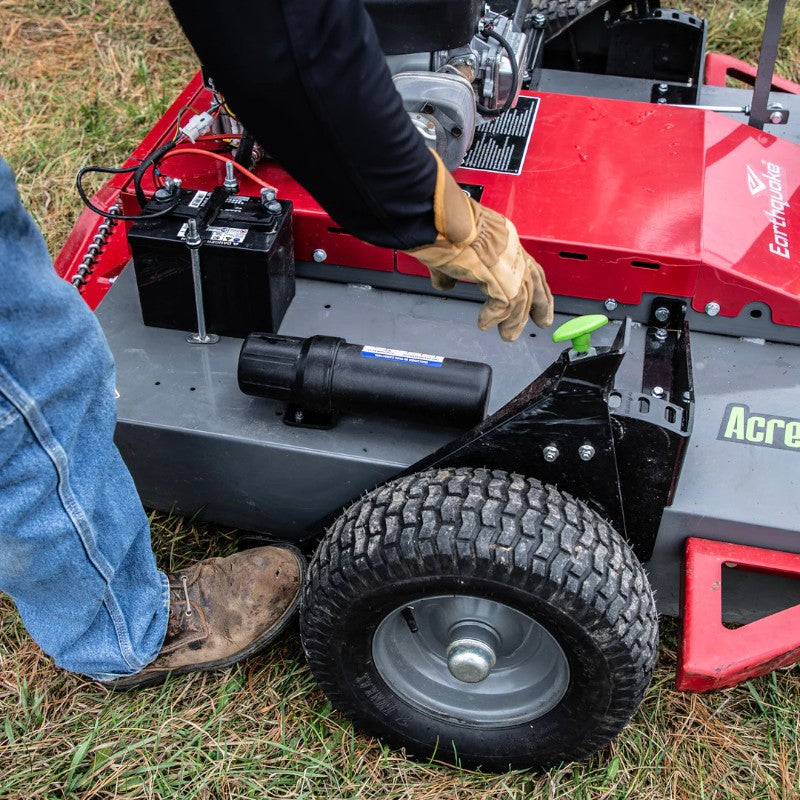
542, 445, 559, 462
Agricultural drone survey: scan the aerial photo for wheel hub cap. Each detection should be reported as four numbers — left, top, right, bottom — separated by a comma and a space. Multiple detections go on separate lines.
372, 594, 570, 726
446, 637, 496, 683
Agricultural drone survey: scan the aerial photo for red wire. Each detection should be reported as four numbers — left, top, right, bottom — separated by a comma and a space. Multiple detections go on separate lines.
195, 133, 243, 142
157, 148, 276, 190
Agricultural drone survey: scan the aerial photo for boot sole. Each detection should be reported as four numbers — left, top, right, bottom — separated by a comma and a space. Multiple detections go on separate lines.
106, 546, 306, 691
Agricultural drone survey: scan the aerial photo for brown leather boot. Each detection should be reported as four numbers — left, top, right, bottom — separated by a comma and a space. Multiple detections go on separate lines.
111, 545, 304, 689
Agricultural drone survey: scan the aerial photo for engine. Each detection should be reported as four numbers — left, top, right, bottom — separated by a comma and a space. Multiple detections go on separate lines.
366, 0, 540, 169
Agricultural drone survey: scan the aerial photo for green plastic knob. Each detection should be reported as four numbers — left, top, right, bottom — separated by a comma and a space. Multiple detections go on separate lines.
552, 314, 609, 353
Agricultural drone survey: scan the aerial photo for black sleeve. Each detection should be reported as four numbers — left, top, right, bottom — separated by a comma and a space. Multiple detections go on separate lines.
167, 0, 438, 250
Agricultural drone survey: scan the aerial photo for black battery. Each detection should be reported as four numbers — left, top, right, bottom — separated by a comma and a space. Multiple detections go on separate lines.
128, 187, 294, 338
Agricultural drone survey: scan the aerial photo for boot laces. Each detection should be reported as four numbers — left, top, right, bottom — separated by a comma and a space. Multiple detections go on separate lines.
180, 574, 193, 617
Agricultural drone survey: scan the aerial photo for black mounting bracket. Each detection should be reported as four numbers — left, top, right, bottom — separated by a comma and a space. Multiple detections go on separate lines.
405, 310, 693, 561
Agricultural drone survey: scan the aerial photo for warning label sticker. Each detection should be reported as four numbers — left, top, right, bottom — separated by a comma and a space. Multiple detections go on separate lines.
177, 223, 248, 245
207, 226, 248, 245
462, 96, 539, 175
361, 345, 444, 368
188, 190, 210, 209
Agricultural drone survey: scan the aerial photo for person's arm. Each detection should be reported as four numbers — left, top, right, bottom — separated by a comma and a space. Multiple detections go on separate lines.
168, 0, 554, 339
168, 0, 437, 250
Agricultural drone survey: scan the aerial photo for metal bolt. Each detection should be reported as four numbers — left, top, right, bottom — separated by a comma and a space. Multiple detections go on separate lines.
654, 306, 670, 323
705, 301, 721, 317
578, 443, 595, 461
533, 12, 546, 27
294, 410, 304, 423
542, 445, 560, 462
185, 219, 219, 345
184, 217, 202, 247
769, 110, 784, 124
266, 201, 282, 214
657, 97, 667, 104
446, 638, 496, 683
260, 187, 277, 204
312, 249, 327, 263
604, 298, 618, 311
223, 160, 239, 192
682, 390, 692, 403
651, 386, 665, 398
654, 328, 668, 341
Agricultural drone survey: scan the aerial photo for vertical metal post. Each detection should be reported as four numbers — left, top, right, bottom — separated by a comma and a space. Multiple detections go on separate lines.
748, 0, 787, 130
185, 219, 219, 345
223, 160, 239, 193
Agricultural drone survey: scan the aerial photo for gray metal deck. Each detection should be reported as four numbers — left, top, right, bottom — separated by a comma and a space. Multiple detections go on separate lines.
99, 257, 800, 622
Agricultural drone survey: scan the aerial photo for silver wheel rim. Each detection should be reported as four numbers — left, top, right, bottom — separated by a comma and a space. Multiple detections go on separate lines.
371, 594, 570, 726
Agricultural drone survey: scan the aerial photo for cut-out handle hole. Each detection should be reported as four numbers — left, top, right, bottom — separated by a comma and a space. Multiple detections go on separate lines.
632, 260, 660, 270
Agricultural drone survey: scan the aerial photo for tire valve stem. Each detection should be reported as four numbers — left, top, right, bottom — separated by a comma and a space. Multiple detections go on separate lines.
401, 607, 419, 633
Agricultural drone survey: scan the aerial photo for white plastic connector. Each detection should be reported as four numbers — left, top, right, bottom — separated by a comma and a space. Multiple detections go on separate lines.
179, 111, 214, 142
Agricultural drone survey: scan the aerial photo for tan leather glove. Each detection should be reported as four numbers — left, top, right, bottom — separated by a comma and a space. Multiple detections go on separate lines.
405, 152, 554, 342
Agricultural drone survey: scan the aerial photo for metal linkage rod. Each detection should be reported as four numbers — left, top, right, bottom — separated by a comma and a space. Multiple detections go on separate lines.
749, 0, 787, 130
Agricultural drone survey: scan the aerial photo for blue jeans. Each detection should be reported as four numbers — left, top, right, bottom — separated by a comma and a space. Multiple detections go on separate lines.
0, 158, 168, 680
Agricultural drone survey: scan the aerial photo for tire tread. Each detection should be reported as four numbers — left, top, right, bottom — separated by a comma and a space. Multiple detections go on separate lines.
302, 467, 658, 768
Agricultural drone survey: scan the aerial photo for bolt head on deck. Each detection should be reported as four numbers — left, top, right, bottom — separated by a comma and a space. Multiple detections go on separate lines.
705, 301, 721, 317
543, 445, 560, 462
578, 443, 595, 461
313, 249, 327, 263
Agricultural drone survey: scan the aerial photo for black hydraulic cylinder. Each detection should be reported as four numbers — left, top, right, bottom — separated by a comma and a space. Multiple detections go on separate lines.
238, 333, 492, 428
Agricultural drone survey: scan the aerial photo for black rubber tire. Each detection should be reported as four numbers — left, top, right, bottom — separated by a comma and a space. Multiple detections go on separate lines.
301, 467, 658, 771
532, 0, 610, 41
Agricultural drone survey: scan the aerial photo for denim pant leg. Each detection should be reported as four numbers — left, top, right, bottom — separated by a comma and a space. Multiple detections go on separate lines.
0, 158, 168, 680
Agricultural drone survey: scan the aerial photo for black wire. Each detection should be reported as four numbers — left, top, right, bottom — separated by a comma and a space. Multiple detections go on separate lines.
132, 140, 178, 207
476, 27, 519, 117
76, 164, 180, 221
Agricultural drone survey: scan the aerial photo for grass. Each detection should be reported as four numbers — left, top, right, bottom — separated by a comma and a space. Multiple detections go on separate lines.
1, 0, 800, 797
